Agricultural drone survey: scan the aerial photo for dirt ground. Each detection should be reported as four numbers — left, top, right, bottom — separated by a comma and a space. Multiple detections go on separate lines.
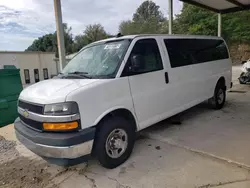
1, 66, 250, 188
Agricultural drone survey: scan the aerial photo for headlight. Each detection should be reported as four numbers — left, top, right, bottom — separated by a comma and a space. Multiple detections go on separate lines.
44, 102, 79, 115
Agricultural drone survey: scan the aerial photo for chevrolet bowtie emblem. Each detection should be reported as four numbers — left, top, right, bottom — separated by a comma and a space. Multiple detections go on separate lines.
23, 110, 29, 118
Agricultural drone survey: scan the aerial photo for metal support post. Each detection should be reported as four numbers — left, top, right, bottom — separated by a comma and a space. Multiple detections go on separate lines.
54, 0, 66, 71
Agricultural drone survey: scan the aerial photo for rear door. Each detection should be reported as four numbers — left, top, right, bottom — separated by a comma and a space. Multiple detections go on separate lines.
121, 37, 176, 130
163, 38, 201, 106
163, 38, 230, 108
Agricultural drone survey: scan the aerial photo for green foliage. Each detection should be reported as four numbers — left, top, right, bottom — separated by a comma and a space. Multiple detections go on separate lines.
119, 0, 167, 34
72, 34, 88, 52
119, 20, 137, 35
26, 34, 56, 52
174, 3, 250, 43
26, 23, 109, 55
83, 24, 109, 43
133, 0, 165, 23
26, 24, 74, 57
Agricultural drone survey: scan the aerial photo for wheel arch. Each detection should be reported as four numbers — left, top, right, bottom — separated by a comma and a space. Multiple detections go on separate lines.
217, 76, 226, 90
93, 107, 138, 132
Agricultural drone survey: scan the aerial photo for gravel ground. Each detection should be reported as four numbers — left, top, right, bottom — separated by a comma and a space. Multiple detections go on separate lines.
0, 157, 54, 188
0, 136, 57, 188
0, 136, 16, 153
0, 136, 18, 164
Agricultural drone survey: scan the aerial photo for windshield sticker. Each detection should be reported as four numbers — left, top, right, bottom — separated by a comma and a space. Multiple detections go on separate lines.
104, 44, 121, 49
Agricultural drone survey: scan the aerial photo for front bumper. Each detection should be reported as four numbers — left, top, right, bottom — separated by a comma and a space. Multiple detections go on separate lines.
14, 118, 95, 165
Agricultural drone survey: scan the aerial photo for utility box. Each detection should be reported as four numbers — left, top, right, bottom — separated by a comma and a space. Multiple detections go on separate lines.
0, 66, 22, 127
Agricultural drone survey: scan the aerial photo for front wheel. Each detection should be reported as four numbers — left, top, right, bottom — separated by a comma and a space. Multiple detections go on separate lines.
208, 82, 226, 110
94, 116, 136, 169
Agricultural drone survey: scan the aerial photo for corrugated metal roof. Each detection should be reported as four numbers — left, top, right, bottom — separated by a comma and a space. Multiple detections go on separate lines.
180, 0, 250, 13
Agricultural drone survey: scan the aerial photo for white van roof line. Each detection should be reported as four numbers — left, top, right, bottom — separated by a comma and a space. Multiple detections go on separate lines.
93, 34, 223, 44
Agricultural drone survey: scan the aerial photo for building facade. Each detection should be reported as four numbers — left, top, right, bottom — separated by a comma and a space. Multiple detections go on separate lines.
0, 51, 57, 85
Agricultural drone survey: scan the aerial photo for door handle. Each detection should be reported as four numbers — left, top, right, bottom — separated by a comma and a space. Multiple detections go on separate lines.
165, 72, 169, 84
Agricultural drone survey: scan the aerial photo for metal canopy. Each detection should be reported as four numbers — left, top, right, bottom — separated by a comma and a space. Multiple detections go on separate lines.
180, 0, 250, 14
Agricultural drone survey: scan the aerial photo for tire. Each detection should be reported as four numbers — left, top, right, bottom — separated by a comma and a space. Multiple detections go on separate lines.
94, 116, 136, 169
208, 81, 226, 110
239, 72, 246, 84
239, 79, 245, 84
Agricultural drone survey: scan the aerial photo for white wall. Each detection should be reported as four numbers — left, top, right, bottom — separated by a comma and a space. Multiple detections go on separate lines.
0, 52, 57, 85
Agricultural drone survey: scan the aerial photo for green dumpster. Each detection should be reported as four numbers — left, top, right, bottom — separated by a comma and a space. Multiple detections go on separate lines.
0, 66, 23, 127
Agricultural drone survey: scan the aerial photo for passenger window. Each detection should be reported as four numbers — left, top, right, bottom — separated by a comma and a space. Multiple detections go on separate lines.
123, 39, 163, 76
164, 39, 229, 68
164, 39, 194, 68
194, 39, 229, 63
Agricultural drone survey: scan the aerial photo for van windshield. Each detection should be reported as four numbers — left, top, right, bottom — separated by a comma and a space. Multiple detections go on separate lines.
61, 39, 131, 79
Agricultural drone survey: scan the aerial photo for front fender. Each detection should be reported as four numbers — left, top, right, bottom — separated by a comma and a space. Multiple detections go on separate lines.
93, 106, 138, 128
66, 78, 136, 130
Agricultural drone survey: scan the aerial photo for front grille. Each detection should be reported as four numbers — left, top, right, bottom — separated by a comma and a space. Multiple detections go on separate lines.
18, 100, 44, 114
19, 115, 43, 131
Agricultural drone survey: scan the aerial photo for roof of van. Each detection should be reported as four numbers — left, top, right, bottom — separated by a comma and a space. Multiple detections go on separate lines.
92, 34, 224, 44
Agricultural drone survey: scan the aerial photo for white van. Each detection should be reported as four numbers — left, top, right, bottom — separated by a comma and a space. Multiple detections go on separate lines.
15, 35, 232, 168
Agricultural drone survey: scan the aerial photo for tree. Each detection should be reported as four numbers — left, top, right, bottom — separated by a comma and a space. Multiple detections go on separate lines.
133, 0, 165, 23
63, 24, 74, 55
174, 4, 217, 36
119, 20, 140, 35
222, 11, 250, 43
26, 34, 56, 52
72, 34, 88, 52
26, 23, 74, 57
119, 0, 166, 35
71, 24, 109, 52
84, 24, 109, 43
26, 23, 110, 55
174, 3, 250, 43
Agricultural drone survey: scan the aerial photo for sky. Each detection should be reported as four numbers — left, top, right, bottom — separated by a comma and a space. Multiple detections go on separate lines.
0, 0, 183, 51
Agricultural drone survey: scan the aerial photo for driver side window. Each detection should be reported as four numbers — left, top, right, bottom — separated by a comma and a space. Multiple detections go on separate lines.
122, 38, 163, 76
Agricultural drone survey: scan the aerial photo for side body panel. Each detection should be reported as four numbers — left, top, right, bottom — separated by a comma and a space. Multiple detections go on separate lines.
66, 78, 137, 130
118, 36, 232, 131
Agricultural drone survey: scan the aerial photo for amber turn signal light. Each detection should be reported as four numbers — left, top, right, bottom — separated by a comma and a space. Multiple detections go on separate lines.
43, 121, 78, 131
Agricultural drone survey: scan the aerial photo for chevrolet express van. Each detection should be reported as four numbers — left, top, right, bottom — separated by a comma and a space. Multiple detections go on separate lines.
15, 35, 232, 169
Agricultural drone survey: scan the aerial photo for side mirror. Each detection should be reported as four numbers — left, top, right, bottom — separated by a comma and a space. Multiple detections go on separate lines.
130, 55, 143, 71
242, 60, 247, 64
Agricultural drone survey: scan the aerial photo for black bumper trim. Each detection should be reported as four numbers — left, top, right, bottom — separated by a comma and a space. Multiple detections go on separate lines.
14, 118, 95, 147
42, 155, 91, 166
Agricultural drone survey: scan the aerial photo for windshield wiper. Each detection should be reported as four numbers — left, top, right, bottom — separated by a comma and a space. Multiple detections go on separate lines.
68, 71, 89, 75
66, 71, 92, 79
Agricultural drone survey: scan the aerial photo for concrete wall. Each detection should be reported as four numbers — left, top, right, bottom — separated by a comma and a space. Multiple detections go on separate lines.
0, 52, 57, 85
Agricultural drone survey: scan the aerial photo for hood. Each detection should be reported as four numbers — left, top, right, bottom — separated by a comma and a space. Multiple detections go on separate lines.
19, 79, 99, 104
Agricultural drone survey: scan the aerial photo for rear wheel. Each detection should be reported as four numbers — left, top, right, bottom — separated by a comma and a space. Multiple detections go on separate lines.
94, 116, 136, 169
209, 81, 226, 109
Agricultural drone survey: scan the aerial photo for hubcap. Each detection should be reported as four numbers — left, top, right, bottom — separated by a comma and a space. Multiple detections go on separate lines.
105, 129, 128, 159
217, 89, 224, 104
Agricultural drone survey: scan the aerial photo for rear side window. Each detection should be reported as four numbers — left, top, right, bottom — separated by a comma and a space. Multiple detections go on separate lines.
164, 39, 229, 68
